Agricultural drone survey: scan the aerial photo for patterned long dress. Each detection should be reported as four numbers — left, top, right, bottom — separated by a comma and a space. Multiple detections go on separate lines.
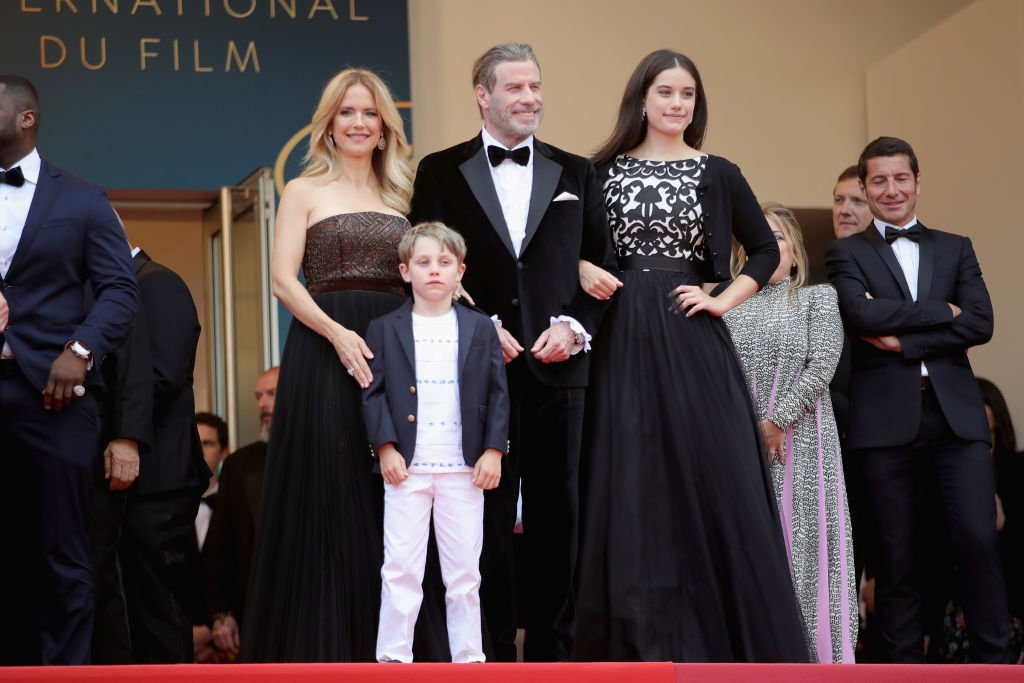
573, 155, 809, 663
724, 279, 858, 662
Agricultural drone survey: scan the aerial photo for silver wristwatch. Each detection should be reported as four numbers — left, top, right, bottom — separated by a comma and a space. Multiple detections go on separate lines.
66, 340, 92, 361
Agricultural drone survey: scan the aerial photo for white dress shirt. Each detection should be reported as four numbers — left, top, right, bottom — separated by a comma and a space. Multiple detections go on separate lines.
481, 126, 533, 257
0, 147, 41, 358
874, 217, 927, 376
480, 127, 591, 352
195, 482, 219, 550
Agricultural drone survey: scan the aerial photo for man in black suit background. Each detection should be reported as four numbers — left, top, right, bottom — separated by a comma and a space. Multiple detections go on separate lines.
825, 136, 1007, 663
91, 275, 153, 664
118, 246, 210, 662
409, 42, 614, 661
205, 366, 279, 660
0, 74, 139, 664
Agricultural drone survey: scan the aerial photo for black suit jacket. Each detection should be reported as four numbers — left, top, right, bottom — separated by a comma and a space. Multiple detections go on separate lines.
204, 440, 266, 621
362, 300, 510, 468
131, 250, 209, 496
1, 159, 138, 390
825, 222, 993, 450
409, 135, 615, 387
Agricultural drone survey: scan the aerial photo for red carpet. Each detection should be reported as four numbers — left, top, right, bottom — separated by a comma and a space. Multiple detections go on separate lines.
1, 663, 1022, 682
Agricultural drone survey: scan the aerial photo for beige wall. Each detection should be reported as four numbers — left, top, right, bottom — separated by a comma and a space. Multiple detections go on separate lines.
409, 0, 970, 206
867, 0, 1024, 436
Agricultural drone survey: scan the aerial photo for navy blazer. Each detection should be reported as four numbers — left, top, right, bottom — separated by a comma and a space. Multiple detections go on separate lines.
2, 159, 138, 390
362, 300, 510, 469
825, 222, 993, 450
409, 135, 615, 388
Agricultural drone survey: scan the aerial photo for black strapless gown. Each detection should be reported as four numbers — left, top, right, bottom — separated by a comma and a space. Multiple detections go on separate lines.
241, 212, 449, 662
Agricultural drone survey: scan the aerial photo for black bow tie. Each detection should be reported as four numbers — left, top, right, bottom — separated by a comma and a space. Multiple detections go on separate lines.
884, 225, 922, 244
0, 166, 24, 188
487, 145, 530, 167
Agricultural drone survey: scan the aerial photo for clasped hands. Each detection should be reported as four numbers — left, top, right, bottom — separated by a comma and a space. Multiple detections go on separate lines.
494, 320, 578, 365
859, 292, 961, 353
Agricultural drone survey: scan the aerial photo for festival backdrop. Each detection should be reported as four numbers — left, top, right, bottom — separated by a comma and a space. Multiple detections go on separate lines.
0, 0, 411, 190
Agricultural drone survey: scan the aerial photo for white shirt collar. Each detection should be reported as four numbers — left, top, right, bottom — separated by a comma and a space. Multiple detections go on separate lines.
873, 215, 919, 237
481, 126, 533, 153
3, 147, 41, 185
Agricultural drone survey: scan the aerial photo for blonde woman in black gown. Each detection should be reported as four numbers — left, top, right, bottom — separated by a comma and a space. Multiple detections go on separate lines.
242, 69, 445, 662
573, 50, 808, 662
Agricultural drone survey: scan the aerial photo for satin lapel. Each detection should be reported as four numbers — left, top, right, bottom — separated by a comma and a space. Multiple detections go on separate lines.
459, 146, 516, 258
7, 160, 61, 279
455, 304, 473, 376
521, 141, 561, 256
394, 301, 416, 370
916, 224, 935, 303
864, 225, 913, 299
133, 249, 151, 275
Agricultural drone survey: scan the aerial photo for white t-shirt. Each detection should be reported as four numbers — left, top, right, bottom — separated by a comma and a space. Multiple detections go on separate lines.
410, 310, 471, 473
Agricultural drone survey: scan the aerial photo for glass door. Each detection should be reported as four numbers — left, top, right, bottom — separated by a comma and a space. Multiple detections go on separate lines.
203, 168, 278, 451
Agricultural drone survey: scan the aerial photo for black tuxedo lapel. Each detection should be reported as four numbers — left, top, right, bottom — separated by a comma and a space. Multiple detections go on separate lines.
916, 224, 935, 303
455, 304, 474, 376
7, 160, 61, 279
864, 224, 913, 299
132, 249, 151, 275
458, 137, 516, 258
521, 140, 561, 256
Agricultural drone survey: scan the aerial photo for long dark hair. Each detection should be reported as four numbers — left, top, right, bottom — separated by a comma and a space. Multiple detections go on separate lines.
592, 50, 708, 167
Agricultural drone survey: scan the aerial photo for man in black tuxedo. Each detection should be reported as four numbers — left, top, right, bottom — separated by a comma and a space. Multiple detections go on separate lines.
0, 74, 139, 664
825, 137, 1007, 663
119, 247, 210, 662
409, 43, 614, 661
91, 289, 153, 664
205, 366, 279, 660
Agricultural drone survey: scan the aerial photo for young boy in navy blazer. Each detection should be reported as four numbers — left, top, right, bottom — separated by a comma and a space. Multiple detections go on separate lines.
363, 222, 509, 663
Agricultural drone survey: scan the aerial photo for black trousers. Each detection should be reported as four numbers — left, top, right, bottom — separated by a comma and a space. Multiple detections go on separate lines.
480, 358, 584, 662
859, 380, 1008, 663
120, 489, 200, 663
0, 360, 97, 665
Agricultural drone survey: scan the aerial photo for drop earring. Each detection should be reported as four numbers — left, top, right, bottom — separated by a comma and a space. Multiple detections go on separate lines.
641, 107, 647, 122
378, 136, 387, 151
328, 132, 335, 147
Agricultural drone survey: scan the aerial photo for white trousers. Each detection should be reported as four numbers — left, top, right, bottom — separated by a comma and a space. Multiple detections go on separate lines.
377, 471, 485, 663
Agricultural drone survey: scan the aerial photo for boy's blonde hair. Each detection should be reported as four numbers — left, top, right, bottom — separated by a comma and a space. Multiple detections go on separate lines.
398, 222, 468, 264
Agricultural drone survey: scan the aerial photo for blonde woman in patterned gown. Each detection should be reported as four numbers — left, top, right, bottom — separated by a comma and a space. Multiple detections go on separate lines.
723, 202, 857, 662
241, 69, 447, 662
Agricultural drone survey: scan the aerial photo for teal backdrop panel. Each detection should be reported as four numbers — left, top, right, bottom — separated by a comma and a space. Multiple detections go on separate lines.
0, 0, 411, 190
0, 0, 412, 353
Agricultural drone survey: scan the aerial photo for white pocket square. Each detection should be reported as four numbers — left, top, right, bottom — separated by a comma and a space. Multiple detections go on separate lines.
553, 191, 579, 202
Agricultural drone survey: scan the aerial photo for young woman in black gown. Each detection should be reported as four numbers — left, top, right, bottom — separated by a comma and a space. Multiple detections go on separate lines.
572, 50, 809, 662
241, 69, 446, 662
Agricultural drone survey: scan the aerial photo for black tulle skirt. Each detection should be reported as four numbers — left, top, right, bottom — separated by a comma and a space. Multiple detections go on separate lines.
241, 289, 449, 662
572, 267, 810, 662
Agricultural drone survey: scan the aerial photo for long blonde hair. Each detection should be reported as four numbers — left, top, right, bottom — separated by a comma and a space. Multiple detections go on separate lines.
302, 68, 414, 215
731, 201, 808, 293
